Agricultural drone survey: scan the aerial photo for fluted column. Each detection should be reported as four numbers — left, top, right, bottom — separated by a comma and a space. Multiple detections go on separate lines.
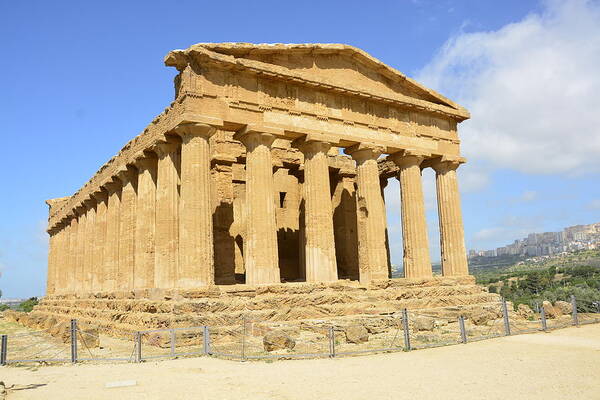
46, 228, 57, 294
116, 167, 137, 290
432, 157, 469, 276
346, 144, 389, 283
234, 130, 280, 285
91, 190, 108, 291
83, 200, 96, 292
295, 139, 337, 282
56, 224, 67, 293
153, 141, 180, 289
134, 155, 157, 289
175, 123, 216, 288
75, 206, 87, 292
67, 215, 78, 293
104, 181, 121, 291
390, 150, 432, 278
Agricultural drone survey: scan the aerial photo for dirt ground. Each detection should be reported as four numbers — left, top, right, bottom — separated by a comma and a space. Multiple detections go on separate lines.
1, 324, 599, 400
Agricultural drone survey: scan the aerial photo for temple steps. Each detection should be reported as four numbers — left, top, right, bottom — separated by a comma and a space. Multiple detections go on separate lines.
30, 278, 502, 338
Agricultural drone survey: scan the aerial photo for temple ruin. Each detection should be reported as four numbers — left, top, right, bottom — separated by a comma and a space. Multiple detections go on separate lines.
35, 43, 498, 334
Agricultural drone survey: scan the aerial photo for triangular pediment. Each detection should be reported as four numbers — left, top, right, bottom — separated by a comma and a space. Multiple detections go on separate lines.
165, 42, 469, 120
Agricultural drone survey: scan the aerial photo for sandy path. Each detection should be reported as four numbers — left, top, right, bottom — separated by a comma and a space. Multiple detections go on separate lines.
2, 324, 600, 400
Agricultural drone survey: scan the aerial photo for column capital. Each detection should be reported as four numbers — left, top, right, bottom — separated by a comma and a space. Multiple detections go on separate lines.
430, 155, 466, 173
47, 225, 61, 235
152, 141, 180, 157
116, 166, 137, 185
344, 143, 385, 164
173, 122, 217, 140
233, 129, 277, 150
389, 149, 431, 169
91, 189, 108, 203
74, 205, 86, 217
83, 198, 95, 209
292, 136, 332, 156
104, 179, 121, 194
133, 151, 157, 169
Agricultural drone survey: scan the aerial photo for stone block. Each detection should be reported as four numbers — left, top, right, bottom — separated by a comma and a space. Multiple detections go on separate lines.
263, 330, 296, 352
554, 301, 573, 315
345, 325, 369, 343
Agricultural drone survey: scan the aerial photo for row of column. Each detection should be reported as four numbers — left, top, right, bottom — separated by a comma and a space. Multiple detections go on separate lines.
46, 123, 469, 294
47, 123, 216, 294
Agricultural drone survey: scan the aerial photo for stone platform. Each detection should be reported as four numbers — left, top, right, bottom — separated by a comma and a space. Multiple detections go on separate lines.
27, 276, 501, 338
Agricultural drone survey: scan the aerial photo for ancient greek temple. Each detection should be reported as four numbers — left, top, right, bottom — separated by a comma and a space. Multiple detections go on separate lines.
45, 43, 470, 294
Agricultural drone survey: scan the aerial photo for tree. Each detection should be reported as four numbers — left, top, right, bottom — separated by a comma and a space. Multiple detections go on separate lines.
17, 297, 38, 313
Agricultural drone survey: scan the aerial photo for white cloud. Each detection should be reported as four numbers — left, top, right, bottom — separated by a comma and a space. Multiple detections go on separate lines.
418, 0, 600, 175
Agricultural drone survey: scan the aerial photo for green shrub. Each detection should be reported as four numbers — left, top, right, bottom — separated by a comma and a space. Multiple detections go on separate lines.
17, 297, 39, 313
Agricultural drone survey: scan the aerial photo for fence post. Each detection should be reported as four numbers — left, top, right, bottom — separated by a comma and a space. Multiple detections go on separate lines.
328, 326, 336, 358
1, 334, 7, 366
402, 309, 411, 351
70, 319, 78, 363
458, 316, 467, 344
170, 329, 176, 357
571, 295, 579, 326
540, 306, 548, 332
502, 298, 511, 336
135, 332, 142, 363
203, 326, 211, 355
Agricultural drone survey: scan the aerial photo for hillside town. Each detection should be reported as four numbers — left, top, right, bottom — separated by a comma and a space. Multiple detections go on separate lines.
469, 222, 600, 259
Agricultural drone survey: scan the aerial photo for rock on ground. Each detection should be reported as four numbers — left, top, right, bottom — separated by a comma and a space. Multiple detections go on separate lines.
263, 330, 296, 352
413, 316, 435, 331
469, 308, 502, 326
517, 304, 534, 319
542, 301, 561, 319
554, 301, 573, 315
345, 325, 369, 343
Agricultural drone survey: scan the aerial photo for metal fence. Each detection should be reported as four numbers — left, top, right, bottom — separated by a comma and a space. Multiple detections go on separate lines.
2, 296, 600, 366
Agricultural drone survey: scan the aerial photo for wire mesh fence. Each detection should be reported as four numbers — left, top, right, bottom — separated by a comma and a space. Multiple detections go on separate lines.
1, 329, 71, 364
2, 296, 600, 366
137, 327, 206, 361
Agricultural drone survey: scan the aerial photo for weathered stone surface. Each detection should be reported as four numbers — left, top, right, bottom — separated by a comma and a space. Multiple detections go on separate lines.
542, 301, 561, 319
263, 330, 296, 352
469, 308, 502, 326
554, 301, 573, 315
44, 42, 472, 294
36, 44, 480, 344
345, 325, 369, 343
517, 304, 534, 319
413, 315, 436, 331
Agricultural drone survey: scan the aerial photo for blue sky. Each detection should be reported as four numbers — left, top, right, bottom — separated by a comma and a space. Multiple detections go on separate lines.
2, 0, 599, 298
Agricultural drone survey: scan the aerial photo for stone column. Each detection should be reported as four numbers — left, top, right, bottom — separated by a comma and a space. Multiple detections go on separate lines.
83, 200, 96, 292
75, 206, 87, 292
116, 167, 137, 290
295, 139, 337, 282
91, 190, 108, 292
390, 150, 432, 278
432, 157, 469, 276
60, 222, 71, 293
104, 181, 121, 291
46, 228, 57, 294
234, 130, 280, 285
134, 155, 157, 289
153, 141, 180, 289
68, 215, 78, 293
175, 123, 216, 288
346, 144, 389, 283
